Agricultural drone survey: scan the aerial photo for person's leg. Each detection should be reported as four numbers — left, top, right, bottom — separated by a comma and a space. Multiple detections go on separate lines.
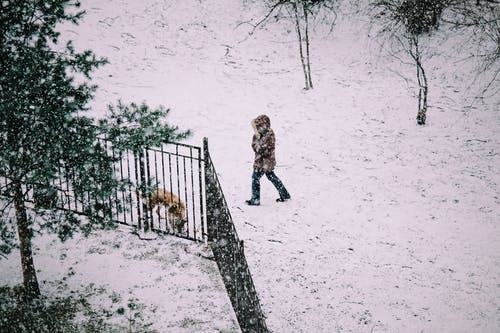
246, 171, 263, 205
265, 171, 290, 201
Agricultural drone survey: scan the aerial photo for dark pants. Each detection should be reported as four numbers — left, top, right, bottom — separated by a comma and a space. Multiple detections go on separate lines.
251, 171, 290, 201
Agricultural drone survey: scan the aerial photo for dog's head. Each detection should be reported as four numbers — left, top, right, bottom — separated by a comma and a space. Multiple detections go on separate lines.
167, 203, 184, 219
174, 218, 187, 233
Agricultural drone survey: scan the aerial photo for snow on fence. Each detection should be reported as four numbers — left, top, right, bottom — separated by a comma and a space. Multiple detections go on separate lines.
203, 138, 269, 333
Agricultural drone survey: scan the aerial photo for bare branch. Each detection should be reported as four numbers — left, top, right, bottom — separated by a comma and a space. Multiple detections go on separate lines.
480, 69, 500, 97
248, 0, 289, 36
0, 197, 15, 215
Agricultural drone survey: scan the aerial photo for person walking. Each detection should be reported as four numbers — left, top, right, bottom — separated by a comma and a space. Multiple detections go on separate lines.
245, 114, 290, 206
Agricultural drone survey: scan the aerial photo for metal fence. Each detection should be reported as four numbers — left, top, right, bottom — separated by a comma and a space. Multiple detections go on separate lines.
1, 135, 269, 332
0, 139, 206, 242
203, 138, 269, 333
133, 142, 206, 241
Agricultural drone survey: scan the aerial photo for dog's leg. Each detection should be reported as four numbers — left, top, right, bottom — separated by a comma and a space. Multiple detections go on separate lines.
156, 205, 167, 220
166, 209, 173, 232
173, 218, 186, 234
177, 221, 181, 234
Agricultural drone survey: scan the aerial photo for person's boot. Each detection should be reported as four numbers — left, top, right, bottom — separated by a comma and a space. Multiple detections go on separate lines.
245, 199, 260, 206
276, 195, 290, 202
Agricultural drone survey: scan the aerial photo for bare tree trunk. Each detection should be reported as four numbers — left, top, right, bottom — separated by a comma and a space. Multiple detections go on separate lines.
410, 35, 428, 125
303, 2, 313, 89
293, 1, 310, 90
417, 64, 428, 125
13, 179, 40, 302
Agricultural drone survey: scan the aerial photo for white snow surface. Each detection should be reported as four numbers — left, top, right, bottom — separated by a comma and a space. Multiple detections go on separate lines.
1, 226, 239, 332
2, 0, 499, 332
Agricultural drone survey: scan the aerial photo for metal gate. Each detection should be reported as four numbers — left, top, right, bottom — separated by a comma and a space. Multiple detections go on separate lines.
127, 142, 206, 241
0, 140, 207, 242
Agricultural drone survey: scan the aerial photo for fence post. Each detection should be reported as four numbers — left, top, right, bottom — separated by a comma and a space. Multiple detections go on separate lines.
197, 147, 205, 240
133, 151, 142, 230
202, 137, 269, 333
138, 148, 150, 232
236, 240, 248, 331
203, 138, 216, 242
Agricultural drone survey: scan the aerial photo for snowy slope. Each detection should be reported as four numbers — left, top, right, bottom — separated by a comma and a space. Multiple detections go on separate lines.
1, 226, 239, 332
2, 0, 499, 332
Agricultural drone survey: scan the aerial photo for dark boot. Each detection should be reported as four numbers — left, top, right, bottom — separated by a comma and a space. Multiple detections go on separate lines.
266, 172, 290, 202
245, 199, 260, 206
247, 171, 263, 206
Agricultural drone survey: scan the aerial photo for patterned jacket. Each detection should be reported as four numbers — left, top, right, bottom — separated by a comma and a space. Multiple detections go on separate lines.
251, 115, 276, 173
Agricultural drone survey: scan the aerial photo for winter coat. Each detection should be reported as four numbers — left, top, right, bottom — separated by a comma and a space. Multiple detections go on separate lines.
251, 114, 276, 173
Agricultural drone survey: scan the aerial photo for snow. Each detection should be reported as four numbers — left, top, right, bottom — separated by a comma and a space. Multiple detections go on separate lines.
1, 226, 239, 332
2, 0, 499, 332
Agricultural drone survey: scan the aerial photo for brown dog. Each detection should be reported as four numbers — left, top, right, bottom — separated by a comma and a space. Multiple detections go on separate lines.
147, 189, 186, 233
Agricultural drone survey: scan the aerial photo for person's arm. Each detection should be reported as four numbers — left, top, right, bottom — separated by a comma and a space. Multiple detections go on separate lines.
251, 120, 260, 139
256, 131, 274, 156
251, 135, 259, 152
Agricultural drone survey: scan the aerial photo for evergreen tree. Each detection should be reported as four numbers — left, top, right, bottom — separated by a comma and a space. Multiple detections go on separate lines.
99, 101, 192, 154
0, 1, 192, 302
99, 101, 192, 232
0, 0, 114, 302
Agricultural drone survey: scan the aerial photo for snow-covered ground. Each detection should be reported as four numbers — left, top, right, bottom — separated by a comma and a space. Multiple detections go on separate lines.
1, 226, 239, 332
2, 0, 499, 332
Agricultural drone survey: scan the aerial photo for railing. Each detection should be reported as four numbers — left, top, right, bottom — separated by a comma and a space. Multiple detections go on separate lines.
1, 135, 269, 332
203, 138, 269, 333
136, 142, 206, 241
0, 139, 206, 242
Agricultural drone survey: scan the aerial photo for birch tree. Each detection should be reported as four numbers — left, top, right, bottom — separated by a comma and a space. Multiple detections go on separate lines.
372, 0, 448, 125
253, 0, 338, 89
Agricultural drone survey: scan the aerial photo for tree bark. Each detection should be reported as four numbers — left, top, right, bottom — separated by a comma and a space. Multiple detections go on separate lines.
416, 65, 428, 125
409, 35, 428, 125
13, 179, 40, 302
293, 1, 310, 90
303, 2, 313, 89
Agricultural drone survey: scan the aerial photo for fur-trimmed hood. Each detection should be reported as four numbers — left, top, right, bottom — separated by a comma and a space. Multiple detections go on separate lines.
251, 114, 271, 134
